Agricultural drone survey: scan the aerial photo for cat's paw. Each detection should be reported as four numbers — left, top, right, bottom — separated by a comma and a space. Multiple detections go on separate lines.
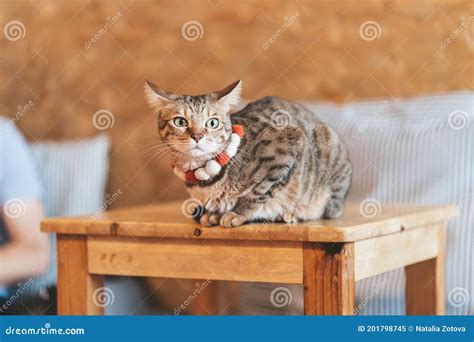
204, 198, 220, 213
220, 211, 247, 228
282, 212, 298, 224
199, 213, 221, 226
199, 213, 212, 226
209, 213, 221, 225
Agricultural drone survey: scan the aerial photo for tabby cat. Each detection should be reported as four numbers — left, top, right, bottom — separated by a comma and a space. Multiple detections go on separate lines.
145, 80, 352, 227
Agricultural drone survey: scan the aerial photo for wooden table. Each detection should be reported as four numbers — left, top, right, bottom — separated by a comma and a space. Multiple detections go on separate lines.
41, 202, 455, 315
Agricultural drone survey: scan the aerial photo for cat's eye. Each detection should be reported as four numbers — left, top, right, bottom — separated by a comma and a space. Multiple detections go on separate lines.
206, 118, 220, 129
172, 117, 188, 128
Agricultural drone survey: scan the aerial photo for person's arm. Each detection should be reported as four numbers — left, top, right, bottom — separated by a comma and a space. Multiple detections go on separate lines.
0, 120, 49, 286
0, 199, 49, 285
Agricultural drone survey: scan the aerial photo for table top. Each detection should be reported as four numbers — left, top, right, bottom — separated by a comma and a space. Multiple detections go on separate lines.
40, 201, 456, 242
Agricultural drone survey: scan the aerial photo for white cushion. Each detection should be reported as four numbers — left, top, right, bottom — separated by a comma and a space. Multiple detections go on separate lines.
30, 135, 111, 217
238, 92, 473, 315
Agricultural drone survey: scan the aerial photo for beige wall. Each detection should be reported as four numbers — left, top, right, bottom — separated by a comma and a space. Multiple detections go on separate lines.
0, 0, 472, 208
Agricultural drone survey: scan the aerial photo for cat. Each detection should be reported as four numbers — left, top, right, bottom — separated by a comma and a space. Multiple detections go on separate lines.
145, 80, 352, 227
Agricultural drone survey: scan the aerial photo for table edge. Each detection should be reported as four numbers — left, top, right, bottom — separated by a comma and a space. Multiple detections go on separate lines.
40, 204, 457, 243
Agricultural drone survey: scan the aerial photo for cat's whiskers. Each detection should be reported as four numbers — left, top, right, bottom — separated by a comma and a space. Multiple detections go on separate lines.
234, 147, 253, 157
141, 142, 192, 163
142, 146, 181, 159
144, 149, 176, 164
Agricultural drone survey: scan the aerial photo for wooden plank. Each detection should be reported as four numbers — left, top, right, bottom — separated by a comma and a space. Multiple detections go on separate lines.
57, 235, 104, 315
303, 242, 355, 315
87, 236, 303, 284
41, 202, 457, 243
406, 224, 445, 315
354, 226, 440, 281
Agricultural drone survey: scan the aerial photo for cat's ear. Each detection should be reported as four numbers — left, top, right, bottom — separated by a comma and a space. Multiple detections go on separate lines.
144, 80, 178, 111
213, 80, 242, 112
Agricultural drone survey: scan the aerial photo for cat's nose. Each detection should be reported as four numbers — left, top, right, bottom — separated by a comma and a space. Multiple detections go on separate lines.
191, 134, 203, 143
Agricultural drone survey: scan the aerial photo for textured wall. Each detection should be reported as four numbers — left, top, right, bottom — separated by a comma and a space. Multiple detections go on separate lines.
0, 0, 472, 207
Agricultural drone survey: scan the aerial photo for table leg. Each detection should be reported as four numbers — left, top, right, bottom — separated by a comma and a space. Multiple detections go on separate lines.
57, 234, 104, 315
405, 224, 445, 315
303, 242, 355, 315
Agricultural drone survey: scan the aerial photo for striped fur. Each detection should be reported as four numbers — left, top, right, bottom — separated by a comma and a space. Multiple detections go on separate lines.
145, 82, 352, 227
